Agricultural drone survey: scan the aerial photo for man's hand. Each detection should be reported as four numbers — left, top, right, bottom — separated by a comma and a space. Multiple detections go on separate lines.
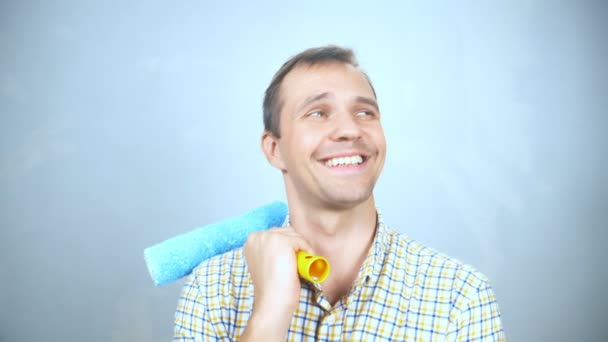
240, 226, 314, 341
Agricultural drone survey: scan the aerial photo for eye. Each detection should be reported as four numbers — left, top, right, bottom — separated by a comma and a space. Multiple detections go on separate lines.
307, 111, 324, 118
356, 110, 374, 117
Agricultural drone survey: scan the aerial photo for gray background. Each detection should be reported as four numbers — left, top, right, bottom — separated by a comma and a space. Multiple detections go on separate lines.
1, 0, 606, 341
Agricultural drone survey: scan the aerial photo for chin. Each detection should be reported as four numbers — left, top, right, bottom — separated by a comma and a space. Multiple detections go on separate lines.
321, 187, 374, 208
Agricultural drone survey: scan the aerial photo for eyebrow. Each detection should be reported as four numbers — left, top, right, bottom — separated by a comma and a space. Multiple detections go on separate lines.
296, 92, 330, 114
355, 96, 379, 112
295, 92, 379, 114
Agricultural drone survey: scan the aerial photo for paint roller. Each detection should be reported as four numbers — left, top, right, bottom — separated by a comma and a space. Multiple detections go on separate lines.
144, 201, 330, 286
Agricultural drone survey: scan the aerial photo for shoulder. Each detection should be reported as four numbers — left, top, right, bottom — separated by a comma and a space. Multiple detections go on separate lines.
381, 225, 492, 303
175, 249, 252, 339
380, 225, 504, 339
191, 247, 249, 283
185, 247, 251, 309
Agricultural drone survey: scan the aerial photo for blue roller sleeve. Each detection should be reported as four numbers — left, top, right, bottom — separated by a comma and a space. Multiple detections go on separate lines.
144, 201, 288, 286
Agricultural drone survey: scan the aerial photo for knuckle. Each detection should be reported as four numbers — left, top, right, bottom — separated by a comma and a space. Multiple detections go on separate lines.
245, 231, 258, 245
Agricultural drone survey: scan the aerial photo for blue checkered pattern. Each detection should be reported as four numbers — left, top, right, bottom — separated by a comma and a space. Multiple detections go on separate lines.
174, 211, 505, 341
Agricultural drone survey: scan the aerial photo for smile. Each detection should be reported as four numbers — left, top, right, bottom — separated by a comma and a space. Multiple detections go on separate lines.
323, 155, 365, 167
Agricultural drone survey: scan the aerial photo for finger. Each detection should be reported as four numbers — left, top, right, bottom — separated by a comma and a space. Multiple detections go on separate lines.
276, 226, 319, 255
246, 227, 317, 255
284, 235, 316, 256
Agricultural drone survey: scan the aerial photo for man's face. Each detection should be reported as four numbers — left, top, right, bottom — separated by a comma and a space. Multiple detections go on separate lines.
265, 62, 386, 210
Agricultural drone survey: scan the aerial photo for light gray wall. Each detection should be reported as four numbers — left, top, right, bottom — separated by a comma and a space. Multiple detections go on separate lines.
1, 1, 606, 341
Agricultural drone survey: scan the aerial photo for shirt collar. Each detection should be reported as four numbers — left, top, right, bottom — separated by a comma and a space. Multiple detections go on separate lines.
355, 208, 389, 287
282, 208, 390, 287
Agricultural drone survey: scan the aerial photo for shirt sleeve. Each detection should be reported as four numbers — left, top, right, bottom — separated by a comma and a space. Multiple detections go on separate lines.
173, 272, 231, 341
446, 282, 506, 342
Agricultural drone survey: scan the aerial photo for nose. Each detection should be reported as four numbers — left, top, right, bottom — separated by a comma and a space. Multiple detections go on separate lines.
330, 111, 362, 141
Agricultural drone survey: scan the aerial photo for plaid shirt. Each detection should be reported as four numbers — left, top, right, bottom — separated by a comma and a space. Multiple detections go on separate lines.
174, 211, 505, 341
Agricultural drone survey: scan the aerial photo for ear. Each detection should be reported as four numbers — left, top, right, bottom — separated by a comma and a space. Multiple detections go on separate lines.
261, 131, 287, 171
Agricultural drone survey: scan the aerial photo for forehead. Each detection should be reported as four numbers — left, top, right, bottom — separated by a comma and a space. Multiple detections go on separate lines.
279, 62, 375, 108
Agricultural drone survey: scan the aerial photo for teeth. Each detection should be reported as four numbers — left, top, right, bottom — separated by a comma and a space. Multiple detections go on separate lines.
325, 155, 364, 167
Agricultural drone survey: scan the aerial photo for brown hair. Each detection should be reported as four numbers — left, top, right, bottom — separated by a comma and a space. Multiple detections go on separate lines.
263, 45, 376, 138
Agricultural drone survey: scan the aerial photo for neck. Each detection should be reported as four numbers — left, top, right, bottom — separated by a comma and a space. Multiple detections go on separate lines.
285, 195, 378, 304
287, 197, 377, 254
289, 196, 376, 248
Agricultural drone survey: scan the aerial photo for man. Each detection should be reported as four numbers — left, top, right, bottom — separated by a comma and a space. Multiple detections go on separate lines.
174, 46, 505, 341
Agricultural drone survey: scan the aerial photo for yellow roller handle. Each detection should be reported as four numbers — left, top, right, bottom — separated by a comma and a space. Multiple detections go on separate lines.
297, 251, 330, 284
